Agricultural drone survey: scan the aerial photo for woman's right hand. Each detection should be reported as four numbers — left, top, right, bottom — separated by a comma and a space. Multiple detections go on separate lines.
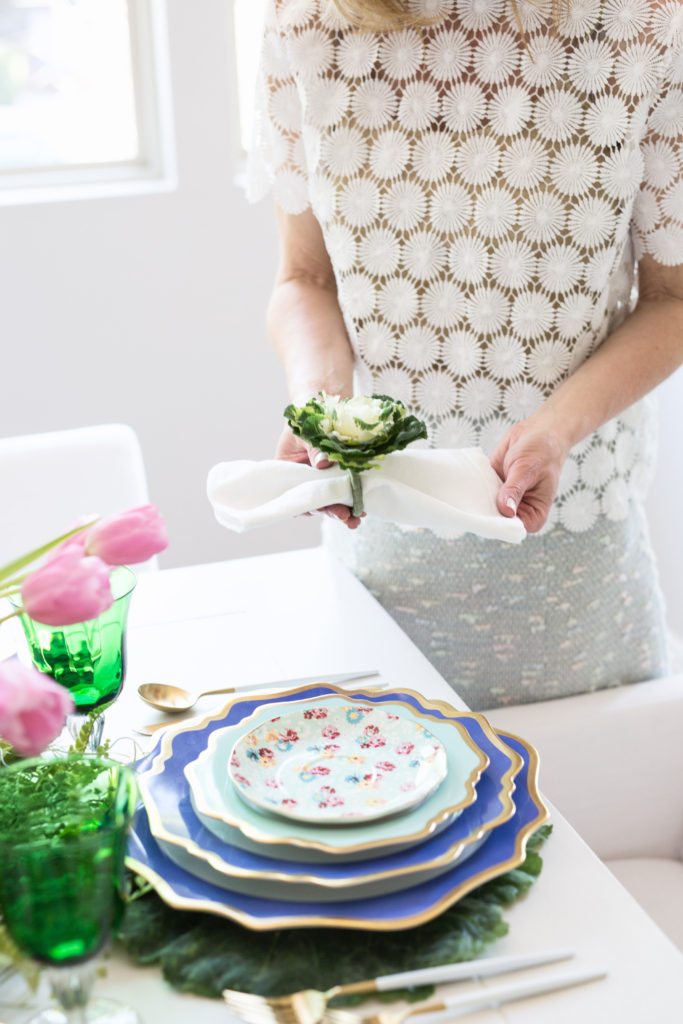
275, 424, 364, 529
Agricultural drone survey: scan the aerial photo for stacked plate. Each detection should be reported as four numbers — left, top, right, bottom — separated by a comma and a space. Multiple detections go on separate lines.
128, 683, 548, 930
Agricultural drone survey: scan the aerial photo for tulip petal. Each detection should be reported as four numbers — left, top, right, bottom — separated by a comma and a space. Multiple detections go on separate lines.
21, 552, 113, 626
84, 505, 168, 566
0, 658, 74, 755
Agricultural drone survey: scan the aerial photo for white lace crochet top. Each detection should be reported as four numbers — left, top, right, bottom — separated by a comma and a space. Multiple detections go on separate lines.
248, 0, 683, 533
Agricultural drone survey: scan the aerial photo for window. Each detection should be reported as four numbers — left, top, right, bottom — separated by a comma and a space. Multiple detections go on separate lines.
0, 0, 176, 204
232, 0, 266, 163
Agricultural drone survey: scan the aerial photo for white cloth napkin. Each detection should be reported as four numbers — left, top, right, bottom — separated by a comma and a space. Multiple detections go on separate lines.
207, 447, 526, 543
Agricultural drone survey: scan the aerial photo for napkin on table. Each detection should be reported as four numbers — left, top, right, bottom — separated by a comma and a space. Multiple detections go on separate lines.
207, 447, 526, 543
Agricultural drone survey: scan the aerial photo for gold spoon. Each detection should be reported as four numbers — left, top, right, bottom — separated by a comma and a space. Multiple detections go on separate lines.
137, 670, 381, 714
138, 682, 244, 713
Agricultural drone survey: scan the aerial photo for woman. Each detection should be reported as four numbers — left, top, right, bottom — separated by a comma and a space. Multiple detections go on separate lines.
248, 0, 683, 708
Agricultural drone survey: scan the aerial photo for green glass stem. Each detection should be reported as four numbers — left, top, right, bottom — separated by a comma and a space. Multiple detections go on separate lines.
43, 967, 140, 1024
48, 962, 95, 1022
349, 470, 364, 517
67, 713, 104, 754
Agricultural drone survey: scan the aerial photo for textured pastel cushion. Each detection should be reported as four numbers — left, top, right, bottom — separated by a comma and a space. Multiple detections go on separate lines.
605, 858, 683, 953
482, 675, 683, 860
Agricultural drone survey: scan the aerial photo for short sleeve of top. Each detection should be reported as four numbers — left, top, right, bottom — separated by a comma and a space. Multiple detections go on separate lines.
632, 9, 683, 266
246, 0, 311, 214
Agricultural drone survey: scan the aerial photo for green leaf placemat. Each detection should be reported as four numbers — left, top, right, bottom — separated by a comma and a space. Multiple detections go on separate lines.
118, 825, 551, 1003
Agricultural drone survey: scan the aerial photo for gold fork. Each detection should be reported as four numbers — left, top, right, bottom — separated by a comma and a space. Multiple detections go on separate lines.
222, 948, 574, 1024
323, 966, 607, 1024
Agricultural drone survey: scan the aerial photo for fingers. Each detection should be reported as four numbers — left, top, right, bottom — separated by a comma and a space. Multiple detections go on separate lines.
274, 427, 333, 468
495, 461, 537, 519
495, 458, 555, 533
489, 440, 507, 482
308, 446, 360, 524
499, 494, 518, 518
275, 425, 309, 463
490, 418, 567, 534
318, 504, 366, 529
309, 446, 333, 469
299, 504, 364, 529
276, 429, 361, 528
510, 496, 547, 534
497, 475, 554, 533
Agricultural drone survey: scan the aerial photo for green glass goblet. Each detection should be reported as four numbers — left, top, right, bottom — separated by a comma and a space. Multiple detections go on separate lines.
17, 566, 136, 751
0, 754, 139, 1024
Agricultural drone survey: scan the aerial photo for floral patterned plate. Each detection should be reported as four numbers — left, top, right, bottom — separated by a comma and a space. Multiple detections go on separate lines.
229, 702, 449, 824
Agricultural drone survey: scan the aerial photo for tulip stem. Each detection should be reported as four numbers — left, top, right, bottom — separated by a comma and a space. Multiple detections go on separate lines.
0, 608, 23, 625
0, 519, 97, 585
0, 579, 23, 597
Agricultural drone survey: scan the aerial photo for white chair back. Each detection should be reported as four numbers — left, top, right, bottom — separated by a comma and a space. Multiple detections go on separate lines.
0, 423, 156, 572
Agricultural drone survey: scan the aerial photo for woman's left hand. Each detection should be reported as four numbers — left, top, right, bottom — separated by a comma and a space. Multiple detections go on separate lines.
490, 417, 569, 533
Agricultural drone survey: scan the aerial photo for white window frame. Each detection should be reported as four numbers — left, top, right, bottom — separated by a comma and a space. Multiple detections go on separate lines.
0, 0, 177, 206
230, 0, 267, 188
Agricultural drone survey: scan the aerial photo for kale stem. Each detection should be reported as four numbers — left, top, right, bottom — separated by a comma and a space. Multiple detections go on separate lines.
349, 471, 364, 517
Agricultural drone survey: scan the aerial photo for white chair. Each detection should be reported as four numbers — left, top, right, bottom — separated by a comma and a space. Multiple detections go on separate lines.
0, 423, 155, 571
483, 675, 683, 952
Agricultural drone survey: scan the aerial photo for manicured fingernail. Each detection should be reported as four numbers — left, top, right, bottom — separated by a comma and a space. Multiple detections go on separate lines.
313, 453, 326, 467
506, 497, 517, 513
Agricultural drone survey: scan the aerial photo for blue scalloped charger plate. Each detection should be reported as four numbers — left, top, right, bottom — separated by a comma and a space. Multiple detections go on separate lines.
136, 693, 520, 901
127, 685, 548, 930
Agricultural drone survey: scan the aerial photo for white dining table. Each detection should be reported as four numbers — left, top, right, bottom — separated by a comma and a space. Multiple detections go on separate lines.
2, 545, 683, 1023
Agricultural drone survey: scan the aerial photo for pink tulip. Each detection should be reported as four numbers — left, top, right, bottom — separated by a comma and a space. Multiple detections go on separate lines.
48, 532, 88, 561
46, 516, 102, 562
21, 551, 113, 626
0, 658, 74, 756
84, 505, 168, 566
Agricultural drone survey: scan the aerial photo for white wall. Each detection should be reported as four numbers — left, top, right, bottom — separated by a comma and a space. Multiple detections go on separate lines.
1, 0, 681, 639
0, 0, 321, 571
645, 372, 683, 641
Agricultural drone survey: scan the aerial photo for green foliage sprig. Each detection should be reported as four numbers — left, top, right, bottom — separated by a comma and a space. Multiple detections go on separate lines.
0, 713, 111, 983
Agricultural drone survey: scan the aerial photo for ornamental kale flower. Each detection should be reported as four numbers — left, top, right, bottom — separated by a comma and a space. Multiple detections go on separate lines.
284, 393, 428, 516
285, 393, 428, 473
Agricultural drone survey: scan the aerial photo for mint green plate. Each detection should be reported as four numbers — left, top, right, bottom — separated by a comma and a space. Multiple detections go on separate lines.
186, 695, 488, 860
